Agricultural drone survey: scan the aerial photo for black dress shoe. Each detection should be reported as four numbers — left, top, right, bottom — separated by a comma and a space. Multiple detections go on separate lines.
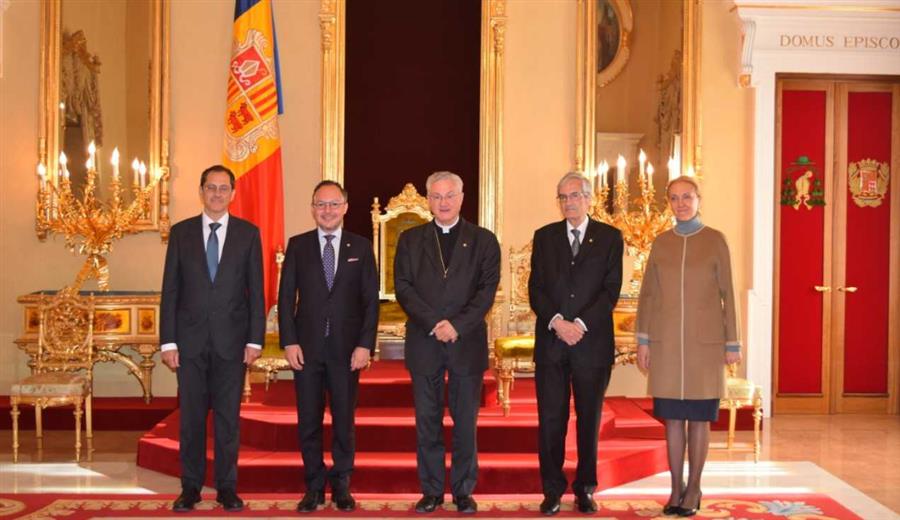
216, 489, 244, 512
296, 491, 325, 513
452, 495, 477, 514
539, 494, 561, 515
677, 491, 702, 517
332, 490, 356, 512
414, 495, 444, 513
575, 493, 597, 513
172, 488, 201, 513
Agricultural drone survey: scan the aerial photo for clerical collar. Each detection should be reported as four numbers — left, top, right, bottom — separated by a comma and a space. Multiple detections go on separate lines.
433, 217, 460, 234
674, 215, 704, 235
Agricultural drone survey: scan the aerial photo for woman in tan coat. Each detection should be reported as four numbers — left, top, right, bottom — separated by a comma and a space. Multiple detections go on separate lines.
636, 176, 741, 517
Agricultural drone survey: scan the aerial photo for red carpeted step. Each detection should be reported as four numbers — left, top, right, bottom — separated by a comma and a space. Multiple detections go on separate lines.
137, 441, 668, 494
257, 361, 499, 409
605, 397, 665, 439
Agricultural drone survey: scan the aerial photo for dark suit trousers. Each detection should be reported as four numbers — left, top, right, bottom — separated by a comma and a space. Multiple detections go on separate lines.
410, 349, 483, 497
176, 343, 245, 491
535, 342, 612, 497
293, 336, 360, 493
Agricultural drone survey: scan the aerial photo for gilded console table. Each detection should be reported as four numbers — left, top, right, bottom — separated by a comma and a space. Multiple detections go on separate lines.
15, 291, 160, 403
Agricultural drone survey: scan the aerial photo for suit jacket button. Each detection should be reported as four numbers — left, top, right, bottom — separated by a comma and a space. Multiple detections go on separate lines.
570, 293, 575, 298
571, 261, 575, 266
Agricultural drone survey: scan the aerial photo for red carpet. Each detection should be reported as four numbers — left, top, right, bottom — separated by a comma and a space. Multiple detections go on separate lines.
0, 493, 862, 518
137, 361, 671, 494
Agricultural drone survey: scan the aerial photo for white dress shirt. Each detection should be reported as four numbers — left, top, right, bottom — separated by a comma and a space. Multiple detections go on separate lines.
161, 211, 260, 353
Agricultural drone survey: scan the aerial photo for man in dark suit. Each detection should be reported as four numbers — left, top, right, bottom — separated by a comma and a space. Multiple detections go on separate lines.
278, 180, 379, 513
160, 165, 266, 513
394, 171, 501, 515
528, 172, 624, 515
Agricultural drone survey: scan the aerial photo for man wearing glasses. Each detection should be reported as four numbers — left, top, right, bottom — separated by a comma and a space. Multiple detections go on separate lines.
160, 165, 266, 513
394, 171, 500, 514
278, 180, 379, 513
528, 172, 623, 515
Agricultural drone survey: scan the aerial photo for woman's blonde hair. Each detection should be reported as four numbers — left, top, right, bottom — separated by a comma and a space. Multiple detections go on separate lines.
666, 175, 701, 198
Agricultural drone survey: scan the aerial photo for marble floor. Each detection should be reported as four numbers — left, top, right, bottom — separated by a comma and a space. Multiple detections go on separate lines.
1, 415, 898, 518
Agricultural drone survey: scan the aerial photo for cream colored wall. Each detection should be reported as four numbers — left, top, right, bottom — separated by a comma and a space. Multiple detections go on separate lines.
0, 0, 750, 399
0, 0, 321, 397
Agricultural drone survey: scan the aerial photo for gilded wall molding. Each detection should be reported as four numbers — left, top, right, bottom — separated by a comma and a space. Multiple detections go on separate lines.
576, 0, 703, 176
319, 0, 345, 184
479, 0, 506, 239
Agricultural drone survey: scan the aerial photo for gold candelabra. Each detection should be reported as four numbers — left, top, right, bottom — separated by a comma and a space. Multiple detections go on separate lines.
36, 143, 162, 292
590, 151, 675, 296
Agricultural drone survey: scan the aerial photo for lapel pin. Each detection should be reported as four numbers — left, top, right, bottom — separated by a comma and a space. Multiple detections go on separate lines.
463, 242, 468, 247
346, 243, 351, 247
588, 238, 593, 243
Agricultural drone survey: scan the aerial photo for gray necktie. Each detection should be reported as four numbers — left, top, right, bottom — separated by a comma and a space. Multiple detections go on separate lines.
571, 228, 580, 257
323, 234, 336, 336
207, 222, 221, 281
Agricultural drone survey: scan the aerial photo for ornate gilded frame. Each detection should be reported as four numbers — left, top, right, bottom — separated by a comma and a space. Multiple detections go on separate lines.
596, 0, 633, 89
319, 0, 506, 240
37, 0, 171, 242
576, 0, 702, 176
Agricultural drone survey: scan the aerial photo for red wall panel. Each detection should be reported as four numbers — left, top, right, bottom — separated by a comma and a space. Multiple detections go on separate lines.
843, 91, 892, 394
778, 89, 828, 394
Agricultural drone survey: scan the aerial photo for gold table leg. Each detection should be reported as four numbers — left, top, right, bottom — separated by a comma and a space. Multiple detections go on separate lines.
11, 398, 20, 463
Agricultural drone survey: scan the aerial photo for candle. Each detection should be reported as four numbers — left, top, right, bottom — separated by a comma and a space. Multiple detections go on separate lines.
600, 161, 609, 188
646, 162, 654, 186
139, 161, 147, 188
638, 149, 646, 181
87, 141, 96, 171
111, 148, 120, 179
37, 163, 47, 188
132, 158, 140, 185
686, 165, 696, 178
616, 155, 627, 185
667, 156, 679, 181
59, 152, 69, 180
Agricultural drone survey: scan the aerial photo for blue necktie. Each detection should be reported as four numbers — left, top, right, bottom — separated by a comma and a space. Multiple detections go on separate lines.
207, 222, 221, 282
323, 234, 336, 336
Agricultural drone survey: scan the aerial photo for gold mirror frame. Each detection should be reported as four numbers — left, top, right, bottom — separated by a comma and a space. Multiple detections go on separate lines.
319, 0, 506, 240
596, 0, 633, 89
37, 0, 171, 242
576, 0, 702, 176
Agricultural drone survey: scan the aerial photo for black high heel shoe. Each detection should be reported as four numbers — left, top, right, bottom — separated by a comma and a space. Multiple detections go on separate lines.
662, 483, 686, 516
677, 491, 702, 517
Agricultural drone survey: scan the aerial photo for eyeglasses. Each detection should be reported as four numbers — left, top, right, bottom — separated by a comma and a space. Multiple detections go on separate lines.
427, 192, 460, 203
312, 200, 346, 210
557, 192, 589, 203
203, 184, 232, 194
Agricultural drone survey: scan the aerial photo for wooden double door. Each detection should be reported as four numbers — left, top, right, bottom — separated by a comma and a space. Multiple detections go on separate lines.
774, 78, 900, 414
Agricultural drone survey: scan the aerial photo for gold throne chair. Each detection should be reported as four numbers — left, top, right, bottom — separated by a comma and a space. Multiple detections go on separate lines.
493, 242, 536, 416
10, 291, 95, 462
371, 183, 432, 356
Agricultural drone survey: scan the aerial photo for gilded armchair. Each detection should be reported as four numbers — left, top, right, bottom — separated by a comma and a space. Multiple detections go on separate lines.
720, 363, 763, 462
10, 291, 95, 462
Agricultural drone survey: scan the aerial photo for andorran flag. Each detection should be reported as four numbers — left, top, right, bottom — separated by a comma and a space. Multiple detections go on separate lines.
223, 0, 284, 309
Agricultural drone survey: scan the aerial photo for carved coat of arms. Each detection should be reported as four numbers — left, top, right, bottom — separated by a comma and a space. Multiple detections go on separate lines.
781, 156, 825, 210
848, 159, 890, 208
